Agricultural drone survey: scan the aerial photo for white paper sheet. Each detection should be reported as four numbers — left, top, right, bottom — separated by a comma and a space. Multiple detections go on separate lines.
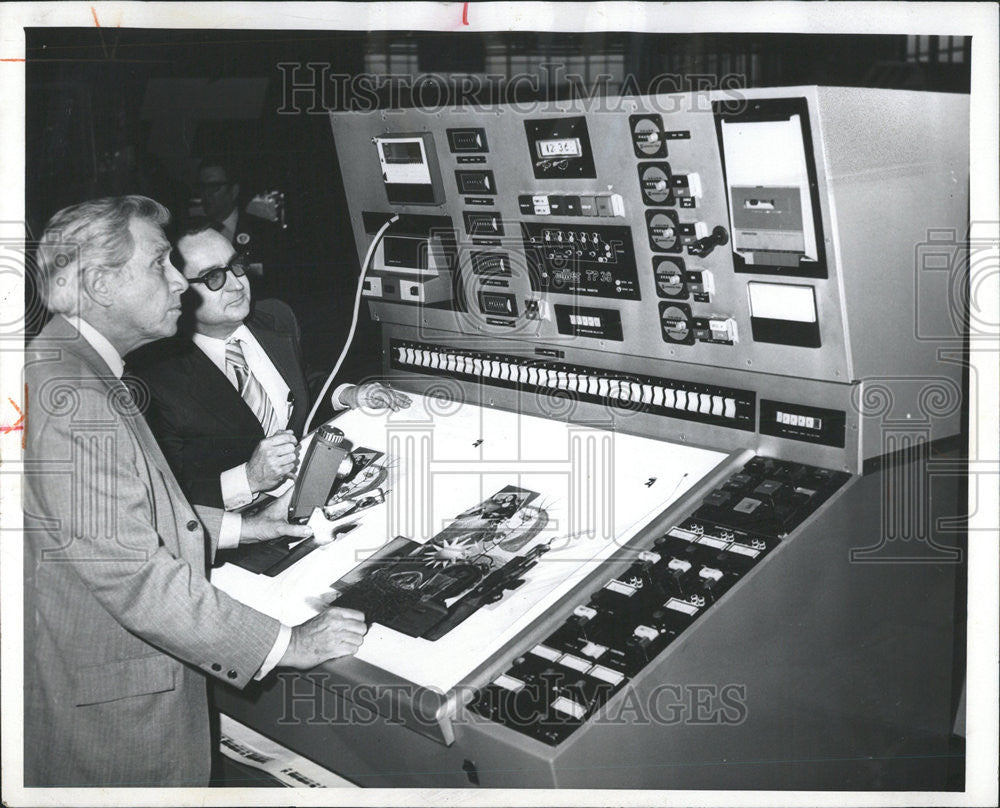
213, 394, 727, 692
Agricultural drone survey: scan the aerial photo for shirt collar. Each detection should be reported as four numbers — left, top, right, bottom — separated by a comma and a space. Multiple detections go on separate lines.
192, 323, 251, 363
70, 316, 125, 378
222, 208, 239, 237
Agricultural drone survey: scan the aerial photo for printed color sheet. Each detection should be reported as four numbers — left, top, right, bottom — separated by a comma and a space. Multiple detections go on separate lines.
212, 393, 729, 691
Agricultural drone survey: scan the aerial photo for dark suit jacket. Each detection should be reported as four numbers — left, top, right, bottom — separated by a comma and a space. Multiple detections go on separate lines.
130, 301, 310, 509
24, 315, 281, 786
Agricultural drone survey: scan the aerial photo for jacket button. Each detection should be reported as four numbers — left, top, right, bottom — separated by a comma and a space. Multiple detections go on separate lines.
227, 670, 238, 679
186, 519, 199, 531
211, 663, 221, 672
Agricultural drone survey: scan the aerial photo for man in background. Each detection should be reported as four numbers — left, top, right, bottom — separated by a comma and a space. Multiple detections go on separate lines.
196, 154, 295, 296
24, 196, 368, 786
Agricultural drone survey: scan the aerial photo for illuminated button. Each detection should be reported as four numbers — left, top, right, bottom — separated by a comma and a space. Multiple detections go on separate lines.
805, 416, 815, 429
552, 696, 586, 720
668, 557, 692, 573
675, 390, 687, 410
558, 653, 592, 673
699, 393, 712, 414
724, 398, 736, 419
687, 173, 702, 198
711, 395, 723, 416
797, 414, 807, 427
733, 497, 761, 514
661, 387, 675, 409
633, 625, 659, 642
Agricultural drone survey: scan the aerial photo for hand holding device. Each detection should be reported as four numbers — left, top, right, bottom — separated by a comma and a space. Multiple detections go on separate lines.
279, 606, 368, 668
247, 430, 299, 493
240, 488, 314, 544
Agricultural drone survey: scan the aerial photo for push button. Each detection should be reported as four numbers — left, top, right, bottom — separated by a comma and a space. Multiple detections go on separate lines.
733, 497, 762, 514
186, 520, 199, 532
227, 670, 238, 679
703, 489, 731, 507
211, 663, 221, 671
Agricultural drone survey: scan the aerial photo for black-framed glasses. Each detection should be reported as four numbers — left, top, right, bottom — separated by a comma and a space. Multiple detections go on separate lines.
187, 255, 248, 292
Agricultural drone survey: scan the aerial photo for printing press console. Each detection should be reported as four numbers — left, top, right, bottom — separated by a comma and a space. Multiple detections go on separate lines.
212, 86, 968, 789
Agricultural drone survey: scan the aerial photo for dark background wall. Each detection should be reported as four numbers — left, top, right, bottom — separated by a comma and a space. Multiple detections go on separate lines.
24, 29, 971, 380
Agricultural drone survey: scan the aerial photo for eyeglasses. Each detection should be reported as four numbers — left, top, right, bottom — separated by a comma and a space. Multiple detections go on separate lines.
186, 255, 248, 292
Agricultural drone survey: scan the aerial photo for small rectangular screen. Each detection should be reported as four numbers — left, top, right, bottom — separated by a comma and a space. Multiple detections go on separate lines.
537, 138, 582, 158
383, 236, 426, 270
382, 141, 424, 164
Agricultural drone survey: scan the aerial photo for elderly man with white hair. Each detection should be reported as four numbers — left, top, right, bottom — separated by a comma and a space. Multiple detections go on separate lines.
24, 195, 367, 787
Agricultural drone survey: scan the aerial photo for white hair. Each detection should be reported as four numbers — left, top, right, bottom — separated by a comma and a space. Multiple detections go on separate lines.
38, 195, 170, 316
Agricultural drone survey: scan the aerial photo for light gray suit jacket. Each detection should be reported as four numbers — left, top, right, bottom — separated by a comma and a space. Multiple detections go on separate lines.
24, 315, 282, 786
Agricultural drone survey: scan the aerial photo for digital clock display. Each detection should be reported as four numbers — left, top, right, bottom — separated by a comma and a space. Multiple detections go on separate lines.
537, 138, 582, 158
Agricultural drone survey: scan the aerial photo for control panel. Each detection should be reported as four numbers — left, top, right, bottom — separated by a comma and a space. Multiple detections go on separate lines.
330, 87, 968, 468
468, 455, 849, 745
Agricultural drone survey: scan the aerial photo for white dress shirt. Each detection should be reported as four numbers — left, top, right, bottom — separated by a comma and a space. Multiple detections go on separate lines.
71, 316, 288, 679
193, 324, 353, 509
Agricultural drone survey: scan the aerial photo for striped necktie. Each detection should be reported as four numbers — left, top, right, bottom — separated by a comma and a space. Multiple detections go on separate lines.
225, 337, 279, 436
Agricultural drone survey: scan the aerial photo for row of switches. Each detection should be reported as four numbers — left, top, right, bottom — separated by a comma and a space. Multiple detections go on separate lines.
394, 347, 737, 418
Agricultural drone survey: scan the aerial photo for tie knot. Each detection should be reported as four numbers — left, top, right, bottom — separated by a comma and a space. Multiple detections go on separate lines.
225, 338, 247, 371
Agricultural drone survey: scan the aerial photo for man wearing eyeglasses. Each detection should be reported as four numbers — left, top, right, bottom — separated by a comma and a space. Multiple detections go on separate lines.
130, 226, 410, 512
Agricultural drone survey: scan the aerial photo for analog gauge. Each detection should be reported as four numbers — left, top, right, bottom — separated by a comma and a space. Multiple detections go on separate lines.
654, 257, 687, 298
659, 302, 694, 345
646, 210, 680, 252
638, 163, 672, 205
629, 114, 667, 158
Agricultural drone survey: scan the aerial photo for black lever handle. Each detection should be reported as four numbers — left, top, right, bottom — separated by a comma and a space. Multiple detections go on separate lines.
687, 226, 729, 258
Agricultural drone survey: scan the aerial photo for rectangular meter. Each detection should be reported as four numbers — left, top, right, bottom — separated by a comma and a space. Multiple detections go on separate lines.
373, 133, 444, 205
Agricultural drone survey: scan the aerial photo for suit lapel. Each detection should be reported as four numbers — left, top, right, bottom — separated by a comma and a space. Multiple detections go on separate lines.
43, 317, 180, 481
247, 320, 298, 394
178, 345, 264, 438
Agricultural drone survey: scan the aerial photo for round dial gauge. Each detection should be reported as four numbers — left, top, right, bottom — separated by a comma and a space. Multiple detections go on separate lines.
639, 164, 672, 205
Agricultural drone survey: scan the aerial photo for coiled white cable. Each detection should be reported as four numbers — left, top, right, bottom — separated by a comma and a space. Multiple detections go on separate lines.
304, 214, 399, 434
